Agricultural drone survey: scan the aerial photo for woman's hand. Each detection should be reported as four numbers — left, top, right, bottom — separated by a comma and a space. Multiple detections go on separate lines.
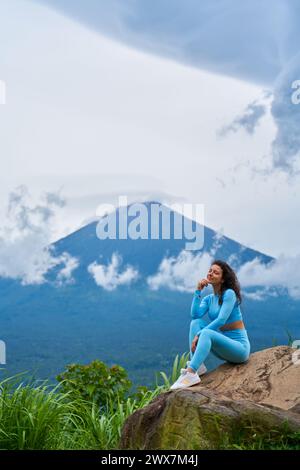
191, 335, 199, 353
197, 278, 209, 290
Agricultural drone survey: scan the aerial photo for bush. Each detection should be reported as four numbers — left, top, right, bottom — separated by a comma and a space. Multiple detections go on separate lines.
56, 360, 132, 411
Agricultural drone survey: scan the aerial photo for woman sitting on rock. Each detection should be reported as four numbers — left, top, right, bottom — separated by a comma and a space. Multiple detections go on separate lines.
170, 259, 251, 390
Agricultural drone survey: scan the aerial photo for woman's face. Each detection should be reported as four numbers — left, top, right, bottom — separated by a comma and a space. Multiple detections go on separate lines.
207, 264, 223, 285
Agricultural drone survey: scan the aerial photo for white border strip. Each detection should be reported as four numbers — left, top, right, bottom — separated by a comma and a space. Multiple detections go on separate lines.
0, 80, 6, 104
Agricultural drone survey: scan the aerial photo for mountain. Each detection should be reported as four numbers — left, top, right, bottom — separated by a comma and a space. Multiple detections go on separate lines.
0, 201, 298, 390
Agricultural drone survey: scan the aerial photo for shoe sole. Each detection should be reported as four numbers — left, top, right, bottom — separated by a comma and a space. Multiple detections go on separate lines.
170, 377, 201, 390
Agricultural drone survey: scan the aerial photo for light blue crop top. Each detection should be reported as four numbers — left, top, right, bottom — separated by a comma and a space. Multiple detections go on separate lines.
191, 288, 243, 335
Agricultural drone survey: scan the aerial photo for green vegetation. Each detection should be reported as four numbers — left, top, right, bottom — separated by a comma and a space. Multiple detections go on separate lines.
0, 350, 299, 450
56, 360, 132, 411
0, 361, 168, 450
220, 420, 300, 450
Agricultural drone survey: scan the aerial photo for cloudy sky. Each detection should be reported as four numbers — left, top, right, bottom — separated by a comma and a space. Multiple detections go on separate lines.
0, 0, 299, 268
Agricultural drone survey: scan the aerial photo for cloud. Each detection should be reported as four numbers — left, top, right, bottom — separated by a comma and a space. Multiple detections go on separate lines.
88, 252, 139, 290
270, 53, 300, 173
0, 185, 79, 285
218, 99, 268, 137
209, 229, 226, 257
146, 233, 300, 301
217, 56, 300, 176
147, 250, 213, 292
227, 252, 243, 270
237, 254, 300, 300
216, 52, 300, 174
55, 253, 79, 285
35, 0, 296, 86
242, 287, 279, 301
147, 230, 227, 292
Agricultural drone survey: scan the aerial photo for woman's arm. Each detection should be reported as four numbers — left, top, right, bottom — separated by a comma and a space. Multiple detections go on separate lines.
190, 290, 210, 319
200, 289, 237, 331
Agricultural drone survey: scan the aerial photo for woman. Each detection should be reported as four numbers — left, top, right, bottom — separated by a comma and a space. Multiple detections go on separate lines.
170, 259, 251, 390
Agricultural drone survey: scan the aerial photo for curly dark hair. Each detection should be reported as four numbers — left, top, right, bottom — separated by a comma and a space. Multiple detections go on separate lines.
211, 259, 242, 306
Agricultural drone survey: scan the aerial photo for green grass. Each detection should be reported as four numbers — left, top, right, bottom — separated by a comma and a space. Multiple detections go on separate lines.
0, 371, 169, 450
222, 424, 300, 450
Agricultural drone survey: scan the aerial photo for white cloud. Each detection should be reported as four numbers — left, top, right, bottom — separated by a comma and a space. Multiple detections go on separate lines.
147, 250, 213, 293
55, 253, 80, 286
209, 229, 226, 258
0, 185, 79, 285
88, 252, 139, 290
237, 255, 300, 300
146, 240, 300, 301
227, 252, 242, 269
147, 230, 227, 292
242, 287, 279, 302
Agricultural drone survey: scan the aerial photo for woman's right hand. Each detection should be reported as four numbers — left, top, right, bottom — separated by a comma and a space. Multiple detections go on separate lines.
197, 278, 209, 290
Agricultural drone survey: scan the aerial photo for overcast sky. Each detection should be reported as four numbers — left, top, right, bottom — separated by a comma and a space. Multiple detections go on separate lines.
0, 0, 300, 262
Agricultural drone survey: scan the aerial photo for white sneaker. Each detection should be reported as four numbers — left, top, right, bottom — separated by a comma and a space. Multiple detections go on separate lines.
186, 361, 207, 376
170, 369, 201, 390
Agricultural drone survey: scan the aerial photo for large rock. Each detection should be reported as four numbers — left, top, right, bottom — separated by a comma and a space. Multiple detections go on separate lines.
193, 345, 300, 410
119, 346, 300, 449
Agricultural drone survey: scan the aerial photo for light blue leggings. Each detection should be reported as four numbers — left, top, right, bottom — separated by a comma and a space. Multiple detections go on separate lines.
189, 318, 251, 372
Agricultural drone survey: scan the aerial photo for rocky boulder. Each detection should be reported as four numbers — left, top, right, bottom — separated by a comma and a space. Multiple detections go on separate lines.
119, 346, 300, 449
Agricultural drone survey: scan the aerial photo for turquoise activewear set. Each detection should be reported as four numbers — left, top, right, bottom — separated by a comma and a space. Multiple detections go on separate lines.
188, 288, 251, 373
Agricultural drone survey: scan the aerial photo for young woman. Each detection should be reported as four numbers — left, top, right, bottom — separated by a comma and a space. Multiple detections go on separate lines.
170, 259, 251, 390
